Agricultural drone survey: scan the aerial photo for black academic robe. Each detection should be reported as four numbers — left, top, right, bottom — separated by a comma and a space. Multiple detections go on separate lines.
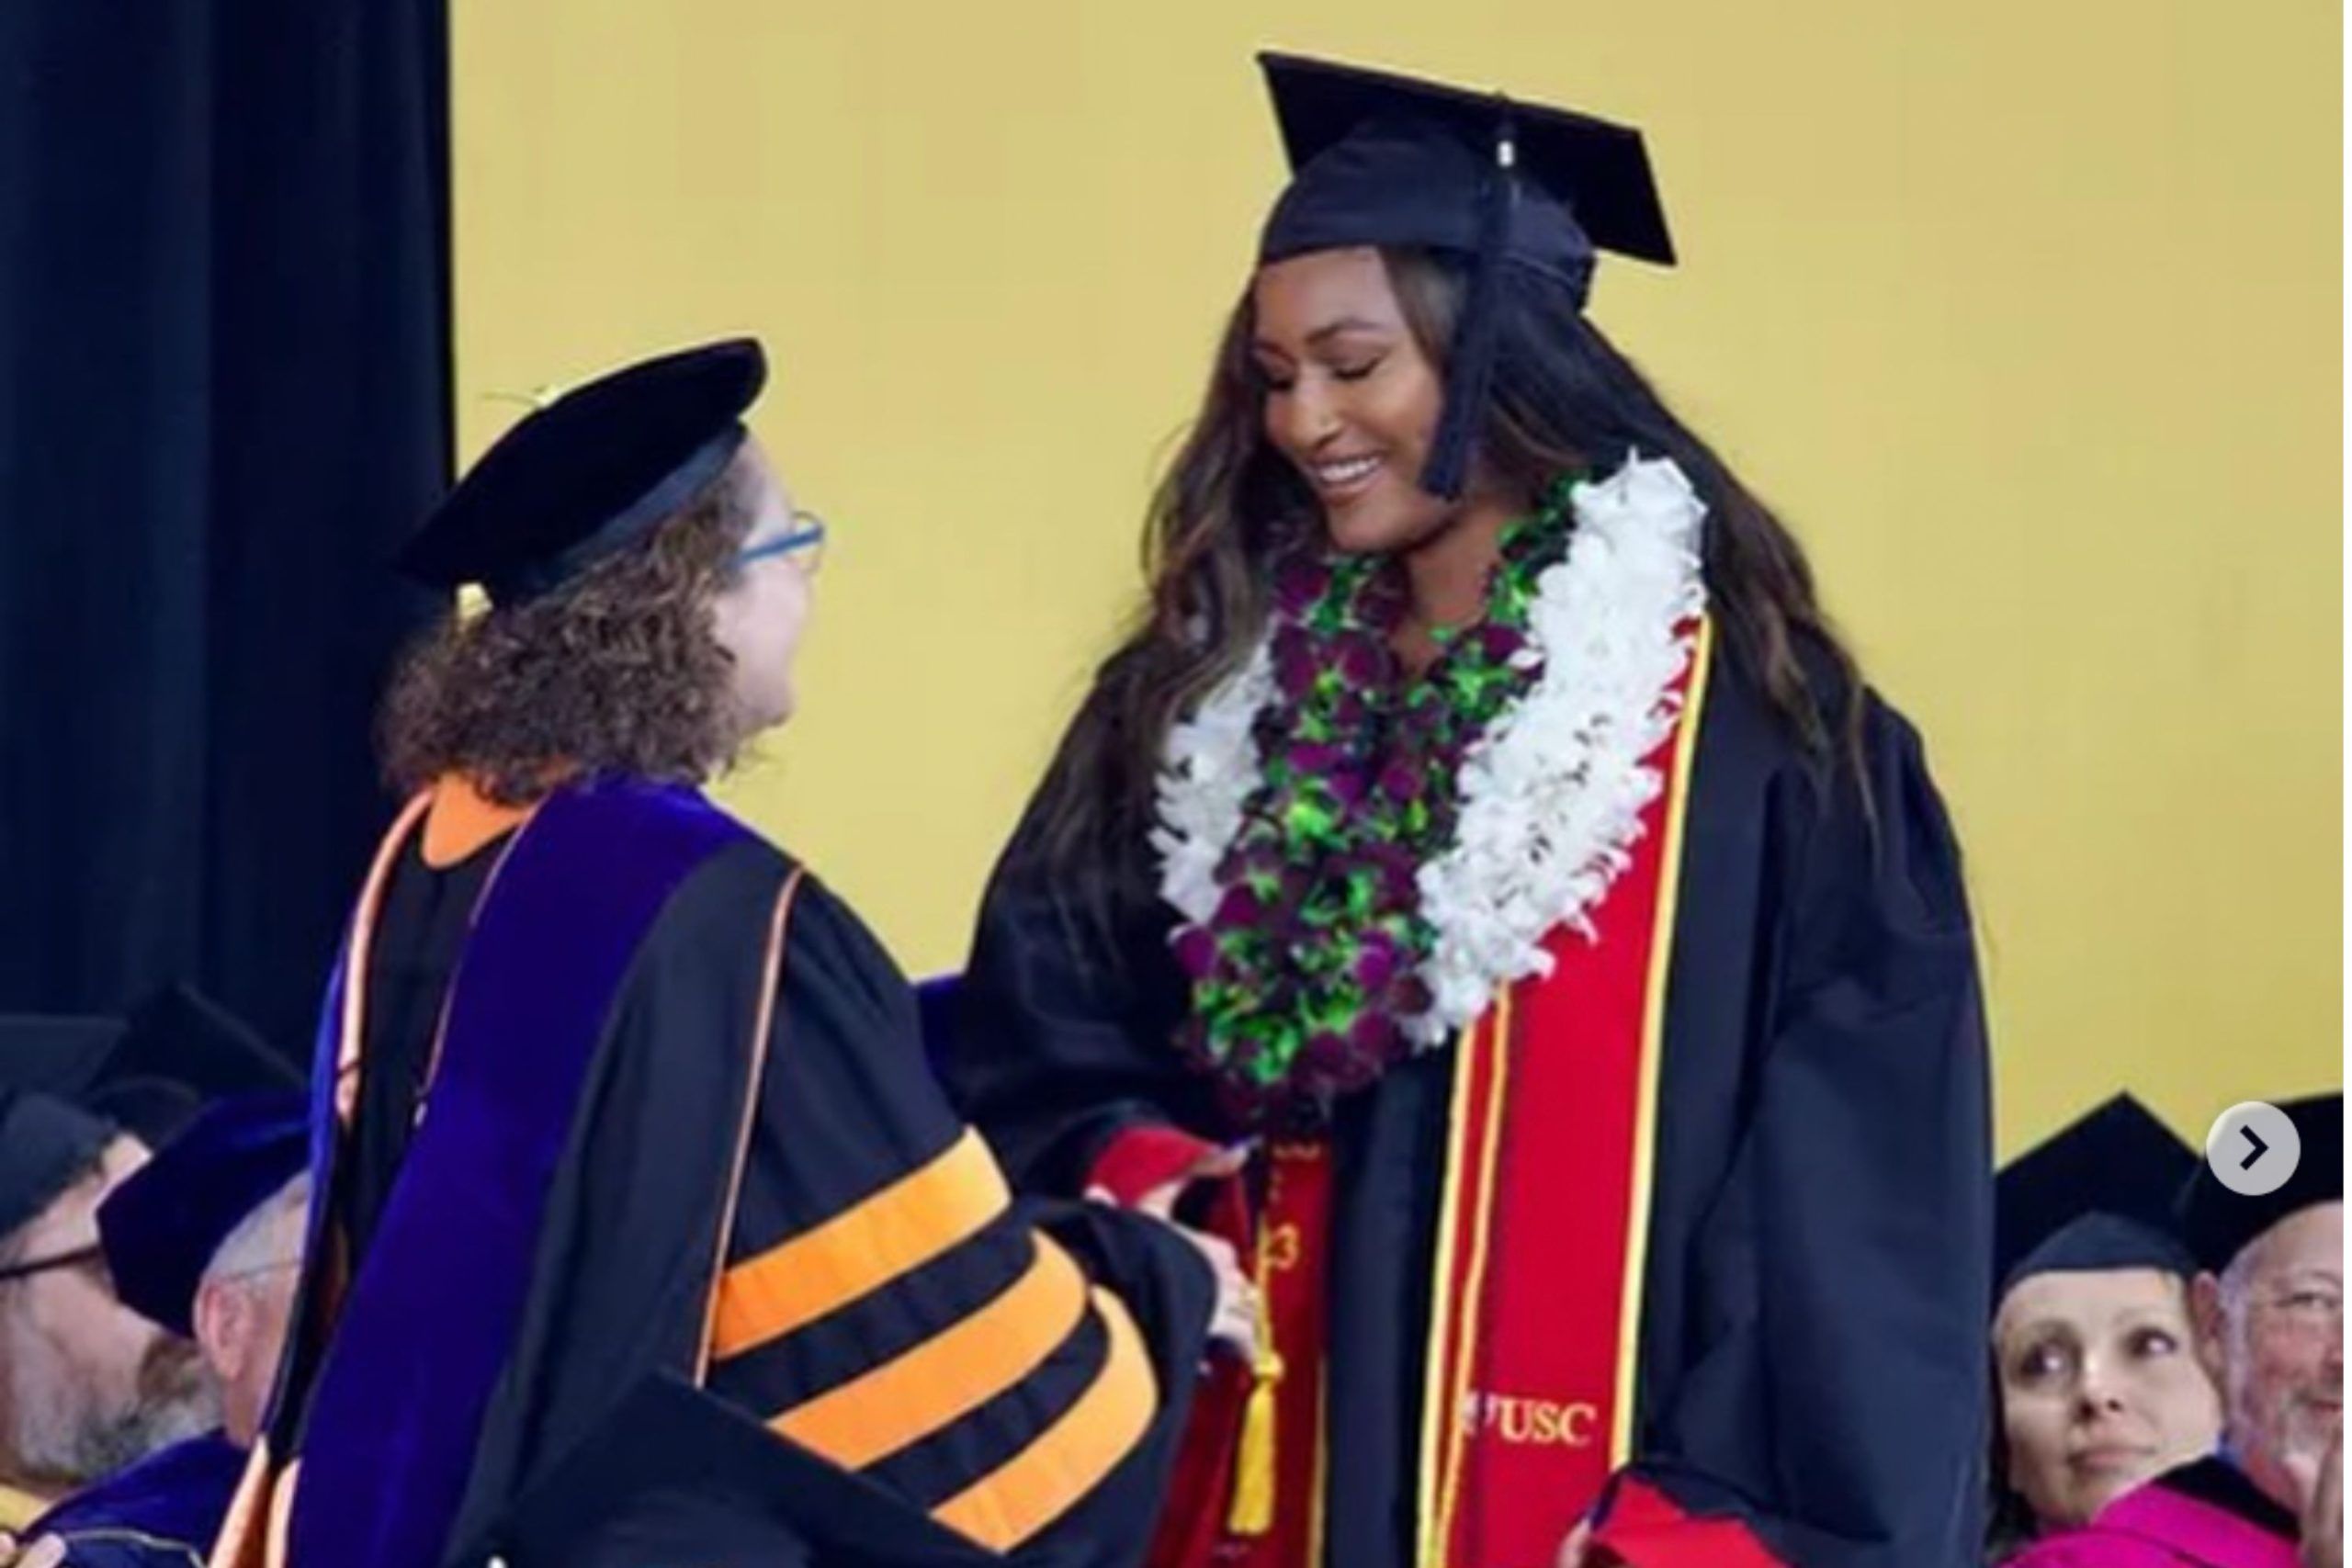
228, 780, 1212, 1568
948, 647, 1993, 1568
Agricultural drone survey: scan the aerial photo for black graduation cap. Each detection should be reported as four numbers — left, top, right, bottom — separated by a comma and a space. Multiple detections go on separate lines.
1996, 1094, 2198, 1302
97, 1091, 309, 1338
0, 1014, 122, 1099
0, 985, 299, 1149
2177, 1092, 2343, 1274
1256, 52, 1674, 500
399, 337, 768, 606
100, 985, 301, 1145
0, 1088, 115, 1240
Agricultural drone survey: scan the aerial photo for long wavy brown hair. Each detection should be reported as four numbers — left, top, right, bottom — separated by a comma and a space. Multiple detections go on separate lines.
379, 453, 761, 805
1028, 245, 1866, 931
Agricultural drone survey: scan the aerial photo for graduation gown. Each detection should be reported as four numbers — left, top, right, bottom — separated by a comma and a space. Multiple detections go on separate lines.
948, 630, 1993, 1568
26, 1430, 243, 1567
2004, 1457, 2304, 1567
209, 777, 1213, 1568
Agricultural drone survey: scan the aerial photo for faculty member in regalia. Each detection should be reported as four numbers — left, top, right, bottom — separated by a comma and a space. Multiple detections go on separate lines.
209, 339, 1236, 1568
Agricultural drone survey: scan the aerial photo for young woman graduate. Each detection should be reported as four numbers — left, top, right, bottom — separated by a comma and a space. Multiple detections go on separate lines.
947, 53, 1993, 1568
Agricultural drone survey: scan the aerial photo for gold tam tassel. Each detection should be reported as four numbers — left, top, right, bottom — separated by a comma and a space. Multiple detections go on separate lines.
1227, 1234, 1283, 1536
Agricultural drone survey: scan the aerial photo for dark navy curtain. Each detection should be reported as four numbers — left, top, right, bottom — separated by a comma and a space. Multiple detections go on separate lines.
0, 0, 452, 1055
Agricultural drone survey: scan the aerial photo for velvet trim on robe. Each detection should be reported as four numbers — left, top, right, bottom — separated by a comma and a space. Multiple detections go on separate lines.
220, 777, 1213, 1568
289, 781, 753, 1568
29, 1430, 244, 1568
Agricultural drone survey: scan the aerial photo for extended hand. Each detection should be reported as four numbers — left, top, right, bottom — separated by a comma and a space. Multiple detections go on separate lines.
1188, 1224, 1258, 1360
1089, 1143, 1257, 1361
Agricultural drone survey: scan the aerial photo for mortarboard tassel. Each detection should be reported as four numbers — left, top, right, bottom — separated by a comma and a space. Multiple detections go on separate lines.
1419, 106, 1518, 502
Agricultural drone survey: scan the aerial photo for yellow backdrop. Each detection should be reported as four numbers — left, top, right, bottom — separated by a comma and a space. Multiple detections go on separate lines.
450, 1, 2340, 1155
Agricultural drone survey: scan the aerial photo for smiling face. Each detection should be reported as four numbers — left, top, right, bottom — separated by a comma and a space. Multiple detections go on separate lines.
1994, 1266, 2223, 1529
1250, 246, 1464, 557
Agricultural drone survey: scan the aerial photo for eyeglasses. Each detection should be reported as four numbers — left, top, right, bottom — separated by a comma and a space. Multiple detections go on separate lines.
0, 1242, 107, 1288
733, 511, 828, 574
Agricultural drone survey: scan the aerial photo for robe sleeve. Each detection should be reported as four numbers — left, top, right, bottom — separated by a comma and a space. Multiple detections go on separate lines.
699, 874, 1216, 1565
1592, 696, 1995, 1568
948, 798, 1233, 1201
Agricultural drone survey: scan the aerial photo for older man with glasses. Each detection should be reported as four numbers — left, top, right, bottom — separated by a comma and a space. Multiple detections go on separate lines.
0, 1094, 308, 1568
0, 1093, 210, 1536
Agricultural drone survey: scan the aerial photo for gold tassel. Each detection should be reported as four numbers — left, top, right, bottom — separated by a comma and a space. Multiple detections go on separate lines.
1227, 1234, 1283, 1536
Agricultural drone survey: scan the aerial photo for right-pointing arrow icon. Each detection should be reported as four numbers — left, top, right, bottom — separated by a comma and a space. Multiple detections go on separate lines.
2210, 1102, 2299, 1196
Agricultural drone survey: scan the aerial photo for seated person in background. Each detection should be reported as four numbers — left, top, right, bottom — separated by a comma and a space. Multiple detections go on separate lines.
0, 988, 300, 1151
1989, 1095, 2222, 1558
0, 1094, 209, 1531
14, 1094, 308, 1567
2010, 1091, 2341, 1568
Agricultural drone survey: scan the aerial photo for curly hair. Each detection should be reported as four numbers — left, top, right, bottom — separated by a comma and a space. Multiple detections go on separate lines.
379, 454, 761, 805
